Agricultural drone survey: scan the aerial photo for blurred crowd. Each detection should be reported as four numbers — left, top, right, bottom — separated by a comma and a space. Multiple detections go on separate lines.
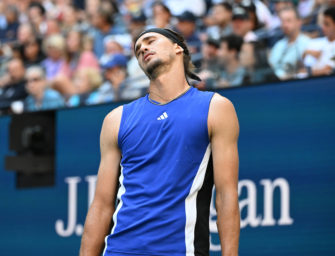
0, 0, 335, 114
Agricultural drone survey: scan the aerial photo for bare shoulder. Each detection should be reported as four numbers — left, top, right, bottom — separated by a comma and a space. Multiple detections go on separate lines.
209, 93, 236, 115
208, 93, 239, 137
101, 106, 124, 146
104, 105, 123, 125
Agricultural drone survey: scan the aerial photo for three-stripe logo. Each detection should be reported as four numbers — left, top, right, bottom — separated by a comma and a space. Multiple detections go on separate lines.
157, 112, 168, 120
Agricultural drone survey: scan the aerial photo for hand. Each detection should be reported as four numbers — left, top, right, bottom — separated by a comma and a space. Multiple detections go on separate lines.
304, 50, 321, 59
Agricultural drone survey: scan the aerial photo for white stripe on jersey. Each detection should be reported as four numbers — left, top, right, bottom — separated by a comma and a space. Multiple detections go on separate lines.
184, 144, 211, 255
103, 164, 126, 255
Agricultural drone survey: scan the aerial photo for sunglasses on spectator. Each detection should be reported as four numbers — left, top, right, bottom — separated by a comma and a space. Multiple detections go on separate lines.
27, 77, 43, 83
25, 41, 38, 47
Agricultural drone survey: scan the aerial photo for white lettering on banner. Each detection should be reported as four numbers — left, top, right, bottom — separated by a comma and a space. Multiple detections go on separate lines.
239, 180, 262, 228
210, 178, 294, 251
55, 176, 293, 238
55, 176, 97, 237
55, 177, 81, 237
260, 178, 294, 226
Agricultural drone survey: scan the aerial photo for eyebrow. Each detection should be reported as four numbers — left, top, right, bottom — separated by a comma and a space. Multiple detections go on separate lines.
135, 35, 157, 56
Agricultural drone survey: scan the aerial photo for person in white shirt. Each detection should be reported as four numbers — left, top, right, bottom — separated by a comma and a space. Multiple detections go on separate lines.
303, 6, 335, 76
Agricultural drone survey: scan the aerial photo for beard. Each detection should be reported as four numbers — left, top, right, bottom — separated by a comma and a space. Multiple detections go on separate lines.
145, 58, 164, 80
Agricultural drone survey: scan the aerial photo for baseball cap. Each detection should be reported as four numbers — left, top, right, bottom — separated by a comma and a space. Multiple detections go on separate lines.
177, 11, 196, 22
232, 6, 250, 20
131, 11, 146, 23
102, 54, 128, 69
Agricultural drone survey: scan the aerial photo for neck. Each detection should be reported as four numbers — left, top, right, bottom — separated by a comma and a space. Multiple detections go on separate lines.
226, 58, 239, 74
219, 20, 229, 29
34, 89, 44, 103
288, 32, 299, 43
328, 35, 335, 42
148, 63, 190, 104
100, 24, 111, 33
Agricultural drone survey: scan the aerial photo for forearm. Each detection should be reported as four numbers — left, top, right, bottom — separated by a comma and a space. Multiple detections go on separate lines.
216, 190, 240, 256
80, 201, 115, 256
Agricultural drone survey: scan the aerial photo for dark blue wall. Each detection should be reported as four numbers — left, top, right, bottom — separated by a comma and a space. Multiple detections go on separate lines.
1, 77, 335, 255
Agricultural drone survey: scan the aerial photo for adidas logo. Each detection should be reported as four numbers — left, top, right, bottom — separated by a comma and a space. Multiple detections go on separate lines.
157, 112, 168, 120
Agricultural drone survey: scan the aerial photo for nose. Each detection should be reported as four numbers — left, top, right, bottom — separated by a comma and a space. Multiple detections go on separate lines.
139, 45, 149, 56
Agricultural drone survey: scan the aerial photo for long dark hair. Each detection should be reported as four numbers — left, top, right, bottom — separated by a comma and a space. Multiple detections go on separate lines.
164, 29, 199, 81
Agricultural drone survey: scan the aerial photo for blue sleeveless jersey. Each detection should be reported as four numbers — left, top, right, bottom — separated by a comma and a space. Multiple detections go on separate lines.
104, 86, 215, 256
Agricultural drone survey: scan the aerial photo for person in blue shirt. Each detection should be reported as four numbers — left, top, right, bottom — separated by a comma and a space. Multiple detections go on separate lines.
89, 7, 127, 58
269, 6, 311, 80
217, 34, 246, 88
24, 66, 64, 111
80, 28, 240, 256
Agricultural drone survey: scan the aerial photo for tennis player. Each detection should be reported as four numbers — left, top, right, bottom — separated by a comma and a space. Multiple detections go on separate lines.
80, 28, 240, 256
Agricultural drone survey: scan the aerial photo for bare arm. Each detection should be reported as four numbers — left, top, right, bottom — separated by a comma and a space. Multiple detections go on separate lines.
208, 94, 240, 256
80, 106, 123, 256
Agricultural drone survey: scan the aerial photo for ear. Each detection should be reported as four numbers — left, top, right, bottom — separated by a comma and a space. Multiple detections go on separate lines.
175, 43, 184, 54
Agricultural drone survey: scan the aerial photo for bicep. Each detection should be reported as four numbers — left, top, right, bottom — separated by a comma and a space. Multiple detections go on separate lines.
209, 94, 239, 194
93, 107, 123, 209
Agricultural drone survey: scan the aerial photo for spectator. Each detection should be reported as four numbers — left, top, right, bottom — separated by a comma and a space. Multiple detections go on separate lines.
236, 0, 273, 30
27, 1, 47, 36
45, 18, 62, 36
175, 11, 202, 64
67, 67, 103, 107
197, 38, 221, 90
240, 41, 278, 84
89, 6, 126, 58
231, 6, 258, 42
61, 4, 80, 34
216, 34, 246, 88
0, 58, 27, 113
205, 2, 233, 40
303, 6, 335, 76
0, 2, 6, 30
41, 34, 66, 80
99, 37, 124, 66
24, 65, 65, 111
270, 0, 296, 30
20, 36, 45, 67
128, 11, 147, 38
0, 5, 20, 43
60, 29, 99, 79
149, 2, 173, 29
239, 0, 263, 31
97, 53, 141, 102
268, 7, 311, 80
17, 23, 35, 45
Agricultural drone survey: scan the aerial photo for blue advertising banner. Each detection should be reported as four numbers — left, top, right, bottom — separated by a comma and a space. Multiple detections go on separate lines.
1, 76, 335, 255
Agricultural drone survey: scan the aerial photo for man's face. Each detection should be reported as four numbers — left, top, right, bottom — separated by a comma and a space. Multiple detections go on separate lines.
212, 5, 231, 25
8, 59, 25, 82
232, 18, 251, 37
202, 43, 218, 60
322, 15, 335, 40
280, 10, 300, 37
153, 5, 170, 22
176, 20, 196, 38
25, 71, 46, 96
218, 41, 230, 64
134, 32, 179, 78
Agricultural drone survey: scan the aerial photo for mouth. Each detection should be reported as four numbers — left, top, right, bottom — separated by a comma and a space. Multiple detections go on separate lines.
143, 52, 154, 62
